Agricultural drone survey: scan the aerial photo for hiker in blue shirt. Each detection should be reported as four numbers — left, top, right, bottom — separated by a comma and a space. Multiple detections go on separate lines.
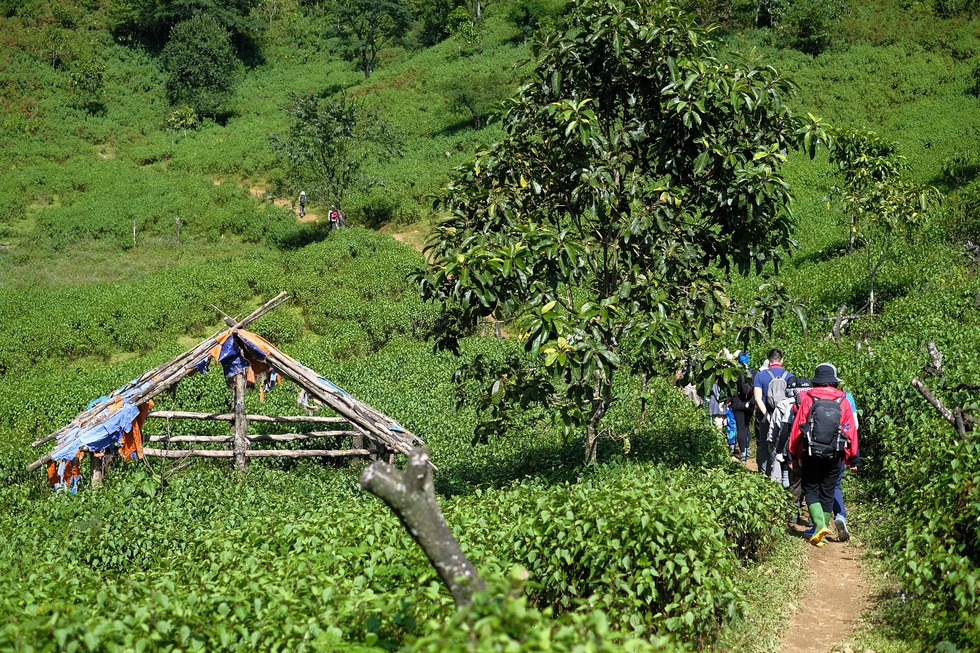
832, 391, 860, 542
753, 348, 794, 476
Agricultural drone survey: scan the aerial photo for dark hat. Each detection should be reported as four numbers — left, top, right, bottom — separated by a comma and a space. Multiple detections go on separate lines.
787, 376, 812, 397
812, 363, 840, 386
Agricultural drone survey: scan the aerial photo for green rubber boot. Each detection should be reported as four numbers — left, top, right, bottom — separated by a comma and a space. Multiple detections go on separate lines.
807, 503, 830, 545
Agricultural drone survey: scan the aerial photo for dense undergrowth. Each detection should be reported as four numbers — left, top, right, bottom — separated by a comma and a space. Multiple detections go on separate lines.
1, 0, 980, 650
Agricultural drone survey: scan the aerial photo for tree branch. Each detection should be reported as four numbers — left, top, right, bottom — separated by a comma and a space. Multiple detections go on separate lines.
924, 341, 944, 377
360, 448, 485, 606
911, 377, 956, 427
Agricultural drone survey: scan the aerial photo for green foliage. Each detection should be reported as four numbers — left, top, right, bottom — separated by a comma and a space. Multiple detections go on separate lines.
771, 0, 848, 55
828, 128, 938, 313
419, 0, 827, 462
410, 0, 468, 45
66, 55, 106, 113
106, 0, 264, 53
166, 104, 201, 136
446, 6, 484, 55
330, 0, 413, 78
162, 15, 240, 119
944, 178, 980, 239
507, 0, 567, 41
439, 63, 513, 127
442, 461, 789, 647
405, 571, 684, 653
271, 93, 402, 210
11, 159, 293, 251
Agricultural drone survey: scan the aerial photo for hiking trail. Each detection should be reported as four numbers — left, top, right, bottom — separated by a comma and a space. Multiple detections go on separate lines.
743, 458, 872, 653
246, 184, 318, 222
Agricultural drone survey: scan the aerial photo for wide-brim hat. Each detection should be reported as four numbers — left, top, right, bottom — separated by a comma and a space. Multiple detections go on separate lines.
813, 363, 840, 386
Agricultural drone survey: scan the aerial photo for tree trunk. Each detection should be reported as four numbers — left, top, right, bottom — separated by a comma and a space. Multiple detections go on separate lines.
232, 372, 249, 472
360, 448, 484, 606
584, 376, 611, 464
90, 453, 105, 487
869, 275, 876, 316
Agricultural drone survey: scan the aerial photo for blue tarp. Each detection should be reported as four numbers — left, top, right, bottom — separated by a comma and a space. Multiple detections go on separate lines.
51, 402, 140, 462
218, 333, 268, 377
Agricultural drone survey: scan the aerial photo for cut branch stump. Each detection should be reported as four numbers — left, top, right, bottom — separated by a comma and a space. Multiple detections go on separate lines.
360, 447, 484, 606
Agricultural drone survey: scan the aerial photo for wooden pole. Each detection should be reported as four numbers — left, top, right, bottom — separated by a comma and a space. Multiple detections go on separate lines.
147, 411, 346, 424
141, 448, 371, 458
143, 449, 234, 458
232, 373, 248, 472
246, 449, 371, 458
147, 431, 355, 443
90, 453, 104, 487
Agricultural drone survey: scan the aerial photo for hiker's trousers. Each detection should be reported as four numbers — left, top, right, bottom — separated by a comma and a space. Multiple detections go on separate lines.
800, 455, 845, 515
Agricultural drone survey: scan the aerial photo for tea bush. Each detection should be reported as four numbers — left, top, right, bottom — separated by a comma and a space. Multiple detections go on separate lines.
404, 572, 685, 653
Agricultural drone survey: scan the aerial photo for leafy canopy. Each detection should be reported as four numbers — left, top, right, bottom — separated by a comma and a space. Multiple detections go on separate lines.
828, 128, 937, 315
330, 0, 413, 78
162, 14, 240, 119
270, 93, 402, 209
107, 0, 264, 53
419, 0, 825, 462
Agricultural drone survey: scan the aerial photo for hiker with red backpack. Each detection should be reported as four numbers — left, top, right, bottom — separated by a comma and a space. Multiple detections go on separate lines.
328, 206, 346, 229
788, 363, 858, 546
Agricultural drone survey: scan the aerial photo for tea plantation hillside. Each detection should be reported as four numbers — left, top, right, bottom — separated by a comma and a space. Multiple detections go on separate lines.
1, 0, 979, 651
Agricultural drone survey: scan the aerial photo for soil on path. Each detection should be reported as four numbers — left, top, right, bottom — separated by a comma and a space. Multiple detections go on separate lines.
740, 456, 871, 653
780, 526, 870, 653
246, 184, 319, 222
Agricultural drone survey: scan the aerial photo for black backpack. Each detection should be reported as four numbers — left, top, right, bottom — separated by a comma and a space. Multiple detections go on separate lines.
803, 395, 847, 459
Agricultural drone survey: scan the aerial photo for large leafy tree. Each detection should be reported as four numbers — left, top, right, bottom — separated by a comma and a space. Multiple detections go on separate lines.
270, 93, 401, 209
330, 0, 412, 78
107, 0, 263, 54
162, 15, 240, 120
419, 0, 825, 463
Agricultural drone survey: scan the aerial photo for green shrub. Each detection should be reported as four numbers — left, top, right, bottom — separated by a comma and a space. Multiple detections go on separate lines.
162, 15, 240, 120
773, 0, 848, 55
405, 571, 685, 653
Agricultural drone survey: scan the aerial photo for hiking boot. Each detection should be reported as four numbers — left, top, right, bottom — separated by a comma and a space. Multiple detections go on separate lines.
803, 526, 815, 537
809, 527, 830, 546
835, 515, 851, 542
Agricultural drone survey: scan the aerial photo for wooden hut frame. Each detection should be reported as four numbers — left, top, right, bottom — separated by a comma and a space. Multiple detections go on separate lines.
27, 293, 425, 483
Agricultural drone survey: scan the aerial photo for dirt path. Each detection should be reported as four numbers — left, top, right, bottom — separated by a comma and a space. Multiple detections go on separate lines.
780, 528, 869, 653
245, 184, 319, 222
739, 456, 871, 653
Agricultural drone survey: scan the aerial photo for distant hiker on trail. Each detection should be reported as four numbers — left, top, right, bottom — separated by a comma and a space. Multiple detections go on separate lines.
770, 376, 813, 524
328, 206, 346, 229
729, 374, 754, 463
754, 349, 794, 477
708, 382, 727, 435
789, 363, 858, 546
299, 191, 307, 218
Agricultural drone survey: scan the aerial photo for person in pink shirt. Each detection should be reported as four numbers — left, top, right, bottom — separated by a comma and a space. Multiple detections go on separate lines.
788, 363, 858, 546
